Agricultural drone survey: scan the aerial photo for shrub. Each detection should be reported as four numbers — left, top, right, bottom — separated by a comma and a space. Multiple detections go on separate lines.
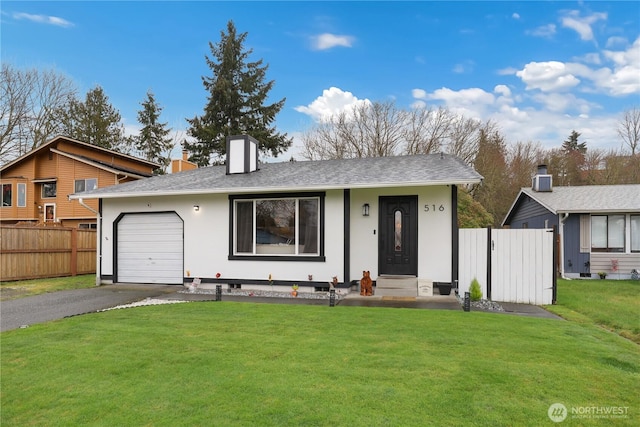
469, 278, 483, 301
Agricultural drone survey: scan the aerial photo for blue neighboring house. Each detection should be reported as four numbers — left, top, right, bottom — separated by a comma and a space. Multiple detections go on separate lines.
502, 166, 640, 279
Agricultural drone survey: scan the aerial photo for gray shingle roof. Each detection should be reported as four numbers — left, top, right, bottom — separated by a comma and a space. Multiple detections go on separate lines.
520, 185, 640, 213
72, 154, 482, 199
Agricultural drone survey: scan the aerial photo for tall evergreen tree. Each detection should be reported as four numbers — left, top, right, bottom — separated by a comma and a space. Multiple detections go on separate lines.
558, 130, 587, 185
135, 90, 173, 173
185, 20, 291, 166
61, 85, 127, 152
561, 130, 587, 153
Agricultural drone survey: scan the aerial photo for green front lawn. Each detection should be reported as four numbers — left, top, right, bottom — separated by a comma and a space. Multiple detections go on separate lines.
0, 275, 96, 301
2, 302, 638, 426
548, 279, 640, 344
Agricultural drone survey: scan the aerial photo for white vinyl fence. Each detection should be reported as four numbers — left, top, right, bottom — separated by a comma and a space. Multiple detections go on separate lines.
459, 228, 556, 305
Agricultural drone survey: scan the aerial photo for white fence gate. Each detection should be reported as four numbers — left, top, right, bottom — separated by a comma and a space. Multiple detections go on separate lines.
459, 228, 556, 305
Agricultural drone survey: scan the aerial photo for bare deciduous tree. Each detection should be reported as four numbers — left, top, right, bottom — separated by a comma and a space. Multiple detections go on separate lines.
404, 106, 452, 155
617, 107, 640, 155
301, 101, 484, 162
445, 115, 482, 165
506, 140, 545, 188
301, 100, 404, 159
0, 64, 77, 164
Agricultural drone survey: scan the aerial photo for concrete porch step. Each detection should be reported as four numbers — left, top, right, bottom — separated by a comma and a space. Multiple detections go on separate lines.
375, 275, 417, 297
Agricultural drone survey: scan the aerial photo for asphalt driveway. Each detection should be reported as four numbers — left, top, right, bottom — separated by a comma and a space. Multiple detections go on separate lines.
1, 284, 179, 332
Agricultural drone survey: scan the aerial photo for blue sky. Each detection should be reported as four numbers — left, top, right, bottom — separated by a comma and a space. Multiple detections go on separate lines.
2, 1, 639, 160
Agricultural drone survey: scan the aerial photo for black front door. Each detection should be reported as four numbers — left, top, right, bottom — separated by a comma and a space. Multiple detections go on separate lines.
378, 196, 418, 276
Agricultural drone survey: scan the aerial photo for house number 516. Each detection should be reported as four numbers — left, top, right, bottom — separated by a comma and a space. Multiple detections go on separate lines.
424, 204, 445, 212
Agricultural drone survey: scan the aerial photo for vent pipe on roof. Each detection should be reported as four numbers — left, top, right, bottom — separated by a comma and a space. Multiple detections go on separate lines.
532, 164, 552, 192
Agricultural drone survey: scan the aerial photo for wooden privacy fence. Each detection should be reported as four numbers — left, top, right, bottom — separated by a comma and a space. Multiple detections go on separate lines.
0, 226, 96, 281
459, 228, 557, 305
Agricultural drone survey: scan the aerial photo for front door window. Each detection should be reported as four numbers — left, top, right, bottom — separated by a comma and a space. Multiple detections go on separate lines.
394, 210, 402, 251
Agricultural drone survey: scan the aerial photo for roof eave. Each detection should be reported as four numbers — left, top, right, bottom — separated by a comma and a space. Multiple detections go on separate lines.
70, 178, 482, 200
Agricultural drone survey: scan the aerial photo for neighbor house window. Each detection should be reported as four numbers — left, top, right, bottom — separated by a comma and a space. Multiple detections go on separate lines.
2, 183, 12, 206
17, 183, 26, 207
231, 193, 323, 259
42, 182, 56, 198
78, 223, 97, 230
75, 178, 97, 193
632, 215, 640, 253
591, 215, 625, 252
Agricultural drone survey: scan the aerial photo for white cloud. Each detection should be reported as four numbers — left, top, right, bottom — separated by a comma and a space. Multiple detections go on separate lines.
606, 36, 628, 48
512, 13, 520, 20
527, 24, 556, 38
452, 64, 465, 74
428, 87, 495, 106
560, 10, 607, 42
13, 12, 74, 28
294, 87, 370, 122
516, 61, 581, 92
311, 33, 355, 50
407, 85, 623, 150
412, 88, 428, 99
494, 84, 512, 98
514, 38, 639, 96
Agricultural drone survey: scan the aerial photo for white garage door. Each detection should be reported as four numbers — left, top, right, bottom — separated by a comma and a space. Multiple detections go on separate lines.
117, 212, 183, 284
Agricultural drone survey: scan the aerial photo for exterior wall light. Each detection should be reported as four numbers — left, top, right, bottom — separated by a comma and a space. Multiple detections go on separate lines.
193, 205, 200, 212
362, 203, 370, 217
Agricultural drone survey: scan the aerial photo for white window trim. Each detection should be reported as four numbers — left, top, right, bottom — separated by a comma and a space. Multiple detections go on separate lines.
44, 203, 56, 222
17, 183, 26, 207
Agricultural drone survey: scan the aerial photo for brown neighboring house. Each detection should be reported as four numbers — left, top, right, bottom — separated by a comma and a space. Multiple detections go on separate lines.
0, 136, 159, 228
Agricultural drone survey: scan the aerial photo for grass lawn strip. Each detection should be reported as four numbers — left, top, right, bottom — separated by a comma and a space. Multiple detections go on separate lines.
2, 303, 638, 426
546, 279, 640, 344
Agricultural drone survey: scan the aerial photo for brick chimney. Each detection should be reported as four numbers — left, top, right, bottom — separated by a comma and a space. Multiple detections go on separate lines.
171, 150, 198, 174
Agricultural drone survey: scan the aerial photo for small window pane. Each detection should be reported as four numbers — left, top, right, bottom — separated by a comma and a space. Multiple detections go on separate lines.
299, 199, 318, 254
86, 178, 97, 191
608, 215, 625, 251
42, 183, 56, 198
1, 184, 12, 206
256, 199, 295, 254
632, 215, 640, 252
591, 216, 607, 249
75, 180, 85, 193
17, 183, 26, 207
235, 201, 254, 253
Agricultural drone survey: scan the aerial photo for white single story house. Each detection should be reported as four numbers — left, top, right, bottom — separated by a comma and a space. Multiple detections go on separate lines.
71, 135, 483, 295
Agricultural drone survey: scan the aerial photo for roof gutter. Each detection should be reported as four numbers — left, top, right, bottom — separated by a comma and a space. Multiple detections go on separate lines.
68, 179, 483, 200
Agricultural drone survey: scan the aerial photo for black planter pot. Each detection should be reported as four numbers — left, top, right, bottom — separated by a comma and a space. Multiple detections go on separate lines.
438, 284, 452, 295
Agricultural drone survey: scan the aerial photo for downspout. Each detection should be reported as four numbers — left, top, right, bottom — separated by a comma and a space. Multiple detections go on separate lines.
79, 198, 102, 286
559, 212, 569, 279
343, 189, 351, 290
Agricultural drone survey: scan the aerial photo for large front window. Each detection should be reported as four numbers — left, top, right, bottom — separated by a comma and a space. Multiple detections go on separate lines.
591, 215, 625, 252
232, 194, 323, 259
